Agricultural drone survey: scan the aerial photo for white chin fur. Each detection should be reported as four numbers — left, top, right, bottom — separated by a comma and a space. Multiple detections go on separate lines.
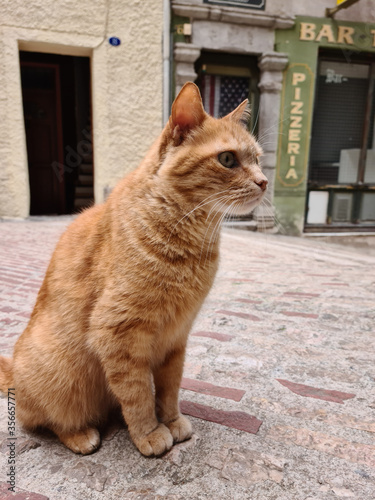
218, 194, 265, 216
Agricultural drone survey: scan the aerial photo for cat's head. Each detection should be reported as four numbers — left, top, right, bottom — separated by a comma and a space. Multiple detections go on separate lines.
158, 82, 267, 216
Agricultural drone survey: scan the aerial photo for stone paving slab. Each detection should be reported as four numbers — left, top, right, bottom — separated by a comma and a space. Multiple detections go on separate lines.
0, 219, 374, 499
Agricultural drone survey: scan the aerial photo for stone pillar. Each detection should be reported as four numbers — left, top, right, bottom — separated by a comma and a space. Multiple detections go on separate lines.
174, 42, 201, 95
255, 52, 289, 230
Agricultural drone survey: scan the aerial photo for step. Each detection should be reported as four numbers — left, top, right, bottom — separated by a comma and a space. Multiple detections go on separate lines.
79, 163, 93, 174
75, 186, 94, 198
77, 174, 93, 186
81, 153, 93, 163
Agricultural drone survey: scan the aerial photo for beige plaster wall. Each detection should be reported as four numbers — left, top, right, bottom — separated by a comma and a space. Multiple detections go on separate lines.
0, 0, 164, 217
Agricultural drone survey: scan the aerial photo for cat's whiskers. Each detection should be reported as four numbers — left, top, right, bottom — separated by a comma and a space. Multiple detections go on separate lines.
255, 112, 290, 144
257, 197, 287, 235
198, 194, 234, 264
167, 189, 232, 244
262, 197, 287, 235
251, 104, 260, 135
204, 198, 238, 266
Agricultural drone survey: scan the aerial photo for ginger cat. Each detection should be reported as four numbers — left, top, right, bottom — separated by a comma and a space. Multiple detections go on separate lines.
0, 82, 267, 456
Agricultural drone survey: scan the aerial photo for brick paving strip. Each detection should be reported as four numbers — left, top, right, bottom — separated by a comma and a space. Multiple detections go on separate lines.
181, 378, 245, 402
191, 331, 233, 341
180, 400, 262, 434
234, 298, 262, 304
283, 292, 320, 298
0, 482, 49, 499
216, 309, 261, 321
321, 282, 349, 286
277, 379, 356, 404
280, 311, 319, 319
230, 278, 255, 282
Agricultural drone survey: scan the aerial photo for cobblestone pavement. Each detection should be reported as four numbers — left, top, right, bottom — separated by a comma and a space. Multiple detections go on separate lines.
0, 218, 374, 500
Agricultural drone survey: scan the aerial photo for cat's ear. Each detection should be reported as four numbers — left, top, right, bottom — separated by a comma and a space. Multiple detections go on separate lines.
170, 82, 206, 140
224, 99, 251, 127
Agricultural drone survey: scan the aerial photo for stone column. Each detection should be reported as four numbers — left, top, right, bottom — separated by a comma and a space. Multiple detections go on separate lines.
174, 42, 201, 95
255, 52, 289, 230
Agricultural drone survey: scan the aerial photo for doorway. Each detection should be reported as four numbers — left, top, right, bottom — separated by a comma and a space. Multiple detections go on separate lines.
20, 52, 94, 215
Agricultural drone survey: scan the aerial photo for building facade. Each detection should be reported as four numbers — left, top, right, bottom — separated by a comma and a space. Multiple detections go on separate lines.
171, 0, 375, 234
1, 0, 375, 237
0, 0, 164, 217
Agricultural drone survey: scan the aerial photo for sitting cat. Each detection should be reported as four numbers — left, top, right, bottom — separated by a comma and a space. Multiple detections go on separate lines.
0, 82, 267, 456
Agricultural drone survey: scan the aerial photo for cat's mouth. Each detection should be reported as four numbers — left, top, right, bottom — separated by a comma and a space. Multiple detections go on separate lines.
230, 192, 265, 215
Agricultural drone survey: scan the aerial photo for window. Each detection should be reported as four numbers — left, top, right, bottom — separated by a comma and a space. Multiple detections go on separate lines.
306, 51, 375, 230
195, 51, 260, 135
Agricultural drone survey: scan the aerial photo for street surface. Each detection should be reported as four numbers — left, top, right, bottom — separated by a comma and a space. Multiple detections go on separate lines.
0, 218, 374, 499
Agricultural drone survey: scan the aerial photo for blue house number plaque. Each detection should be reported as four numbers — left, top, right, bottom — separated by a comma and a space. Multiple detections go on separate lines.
109, 37, 121, 47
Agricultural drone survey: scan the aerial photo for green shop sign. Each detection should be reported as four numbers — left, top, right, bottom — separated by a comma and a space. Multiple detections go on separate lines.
277, 63, 314, 188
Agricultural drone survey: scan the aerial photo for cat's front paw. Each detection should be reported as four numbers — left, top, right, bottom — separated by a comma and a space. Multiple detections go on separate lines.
166, 415, 192, 443
133, 423, 173, 457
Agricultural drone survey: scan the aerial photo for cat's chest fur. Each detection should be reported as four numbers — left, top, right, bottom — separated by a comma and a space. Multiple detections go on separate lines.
76, 196, 219, 362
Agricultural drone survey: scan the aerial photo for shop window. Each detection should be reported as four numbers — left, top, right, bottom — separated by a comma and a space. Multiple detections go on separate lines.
195, 51, 260, 135
200, 74, 250, 118
306, 51, 375, 230
360, 192, 375, 221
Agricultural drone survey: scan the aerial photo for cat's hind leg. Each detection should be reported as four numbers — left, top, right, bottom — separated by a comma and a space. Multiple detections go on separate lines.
55, 427, 101, 455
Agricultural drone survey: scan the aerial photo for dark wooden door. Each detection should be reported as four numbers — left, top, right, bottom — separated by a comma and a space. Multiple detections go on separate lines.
21, 62, 65, 215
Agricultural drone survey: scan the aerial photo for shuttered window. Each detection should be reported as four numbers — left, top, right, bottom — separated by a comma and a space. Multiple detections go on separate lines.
306, 52, 375, 230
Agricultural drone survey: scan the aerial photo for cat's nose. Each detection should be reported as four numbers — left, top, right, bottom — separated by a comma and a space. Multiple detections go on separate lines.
255, 177, 268, 191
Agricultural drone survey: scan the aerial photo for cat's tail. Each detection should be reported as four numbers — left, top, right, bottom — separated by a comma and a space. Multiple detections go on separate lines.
0, 356, 14, 392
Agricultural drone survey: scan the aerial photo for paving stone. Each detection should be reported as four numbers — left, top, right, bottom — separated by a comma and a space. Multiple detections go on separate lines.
207, 445, 285, 486
252, 397, 375, 433
221, 448, 284, 486
123, 488, 181, 499
276, 379, 356, 404
64, 460, 113, 492
16, 439, 41, 455
164, 434, 200, 466
181, 378, 245, 401
267, 425, 375, 467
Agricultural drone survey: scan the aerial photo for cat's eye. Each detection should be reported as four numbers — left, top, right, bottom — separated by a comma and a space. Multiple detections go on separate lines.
218, 151, 237, 168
